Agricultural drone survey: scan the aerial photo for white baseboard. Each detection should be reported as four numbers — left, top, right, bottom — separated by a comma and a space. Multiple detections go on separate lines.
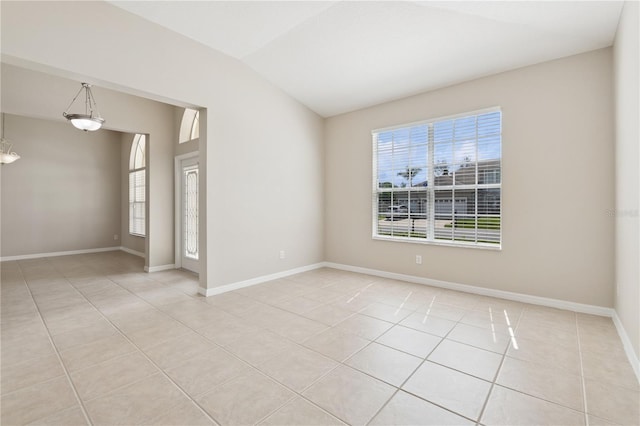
119, 246, 145, 258
199, 262, 325, 297
0, 246, 121, 262
195, 258, 639, 385
325, 261, 640, 383
612, 311, 640, 383
199, 260, 613, 317
324, 262, 614, 317
145, 264, 176, 273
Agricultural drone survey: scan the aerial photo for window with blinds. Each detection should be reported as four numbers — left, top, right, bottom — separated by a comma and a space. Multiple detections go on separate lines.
373, 108, 501, 248
129, 134, 146, 237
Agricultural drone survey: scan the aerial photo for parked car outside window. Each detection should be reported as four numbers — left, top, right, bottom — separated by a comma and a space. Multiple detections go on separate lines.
384, 205, 408, 220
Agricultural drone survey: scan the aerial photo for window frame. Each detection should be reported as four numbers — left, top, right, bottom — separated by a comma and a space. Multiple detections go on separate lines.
371, 107, 502, 250
179, 108, 200, 144
129, 134, 146, 237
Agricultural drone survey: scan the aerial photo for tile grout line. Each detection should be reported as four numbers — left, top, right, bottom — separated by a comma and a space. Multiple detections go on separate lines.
12, 260, 452, 422
236, 283, 426, 425
252, 367, 345, 426
280, 320, 416, 425
303, 291, 526, 425
258, 320, 410, 424
576, 315, 590, 426
15, 260, 94, 426
475, 306, 525, 425
199, 281, 441, 425
191, 314, 367, 422
33, 258, 209, 417
363, 297, 484, 426
15, 255, 602, 426
198, 287, 383, 425
477, 308, 595, 423
97, 269, 323, 424
245, 278, 388, 424
69, 257, 352, 425
55, 261, 224, 426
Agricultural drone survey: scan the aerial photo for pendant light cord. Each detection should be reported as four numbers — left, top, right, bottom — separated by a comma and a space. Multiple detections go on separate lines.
62, 85, 86, 116
63, 83, 102, 118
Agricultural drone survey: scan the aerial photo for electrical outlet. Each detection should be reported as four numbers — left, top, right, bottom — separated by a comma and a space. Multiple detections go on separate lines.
279, 250, 286, 259
114, 234, 119, 241
415, 255, 422, 265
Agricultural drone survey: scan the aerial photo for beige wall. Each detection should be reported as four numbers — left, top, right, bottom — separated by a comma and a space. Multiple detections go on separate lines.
1, 1, 325, 290
1, 64, 178, 270
325, 48, 615, 307
2, 63, 175, 266
0, 114, 121, 257
613, 1, 639, 357
3, 2, 619, 309
120, 133, 146, 256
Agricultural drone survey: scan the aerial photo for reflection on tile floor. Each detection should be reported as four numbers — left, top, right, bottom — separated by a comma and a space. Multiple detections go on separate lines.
1, 252, 638, 425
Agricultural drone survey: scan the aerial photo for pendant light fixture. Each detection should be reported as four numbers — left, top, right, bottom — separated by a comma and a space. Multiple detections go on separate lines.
62, 82, 105, 131
0, 113, 20, 165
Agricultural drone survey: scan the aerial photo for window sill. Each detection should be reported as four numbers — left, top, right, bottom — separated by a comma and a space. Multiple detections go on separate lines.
372, 235, 502, 251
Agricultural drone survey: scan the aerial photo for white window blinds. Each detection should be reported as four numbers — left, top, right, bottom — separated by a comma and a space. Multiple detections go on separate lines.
373, 109, 501, 248
129, 134, 146, 237
129, 170, 145, 236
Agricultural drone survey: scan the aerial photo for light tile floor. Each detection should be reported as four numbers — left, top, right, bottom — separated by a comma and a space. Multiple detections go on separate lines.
1, 252, 638, 425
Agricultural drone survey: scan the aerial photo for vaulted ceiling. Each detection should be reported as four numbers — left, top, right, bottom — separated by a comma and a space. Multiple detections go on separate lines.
110, 1, 624, 117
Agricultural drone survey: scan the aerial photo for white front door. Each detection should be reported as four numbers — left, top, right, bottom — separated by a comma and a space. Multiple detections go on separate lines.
180, 156, 199, 273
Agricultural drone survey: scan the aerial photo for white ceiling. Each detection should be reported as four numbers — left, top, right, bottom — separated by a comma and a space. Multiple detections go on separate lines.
110, 1, 624, 117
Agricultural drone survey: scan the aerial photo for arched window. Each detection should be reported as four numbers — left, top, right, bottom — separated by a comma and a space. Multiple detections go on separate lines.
179, 108, 199, 143
129, 134, 146, 236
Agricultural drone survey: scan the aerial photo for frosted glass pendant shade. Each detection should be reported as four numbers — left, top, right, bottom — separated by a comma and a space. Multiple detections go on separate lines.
67, 114, 105, 131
